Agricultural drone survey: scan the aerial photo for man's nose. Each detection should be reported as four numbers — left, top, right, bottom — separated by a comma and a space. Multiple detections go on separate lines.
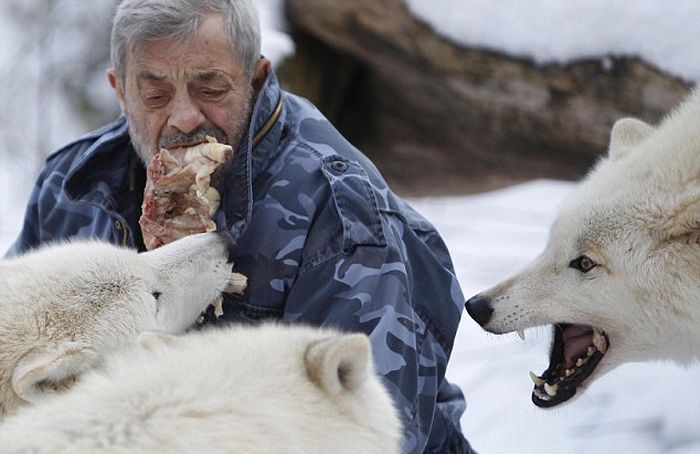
465, 294, 493, 327
167, 94, 205, 134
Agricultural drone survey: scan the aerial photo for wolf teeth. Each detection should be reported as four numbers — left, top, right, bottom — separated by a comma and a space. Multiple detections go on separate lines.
533, 388, 551, 401
587, 346, 595, 357
576, 357, 588, 367
517, 329, 526, 341
592, 330, 607, 353
565, 368, 574, 377
544, 382, 559, 397
529, 371, 545, 386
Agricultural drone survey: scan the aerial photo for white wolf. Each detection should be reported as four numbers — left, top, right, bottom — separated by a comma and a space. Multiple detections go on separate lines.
465, 89, 700, 408
0, 232, 241, 418
0, 324, 402, 454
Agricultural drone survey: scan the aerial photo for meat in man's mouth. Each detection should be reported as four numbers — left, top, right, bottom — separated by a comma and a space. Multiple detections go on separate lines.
139, 136, 234, 250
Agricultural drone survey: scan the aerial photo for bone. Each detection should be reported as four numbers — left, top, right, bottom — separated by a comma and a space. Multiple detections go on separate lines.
212, 295, 224, 317
225, 273, 248, 294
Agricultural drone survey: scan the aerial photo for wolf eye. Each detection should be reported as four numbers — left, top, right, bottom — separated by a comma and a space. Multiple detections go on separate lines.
152, 291, 162, 300
569, 255, 597, 273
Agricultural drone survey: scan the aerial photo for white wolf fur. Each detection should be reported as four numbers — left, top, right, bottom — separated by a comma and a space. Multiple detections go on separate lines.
0, 232, 236, 418
468, 89, 700, 401
0, 324, 402, 454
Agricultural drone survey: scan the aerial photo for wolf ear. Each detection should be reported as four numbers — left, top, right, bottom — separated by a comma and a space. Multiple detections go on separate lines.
12, 342, 96, 403
665, 196, 700, 244
608, 117, 654, 160
304, 333, 371, 395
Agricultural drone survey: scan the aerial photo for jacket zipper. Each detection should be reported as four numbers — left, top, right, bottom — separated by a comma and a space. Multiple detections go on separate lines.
114, 220, 130, 247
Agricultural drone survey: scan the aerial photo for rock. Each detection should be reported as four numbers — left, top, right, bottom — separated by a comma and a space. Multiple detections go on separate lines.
281, 0, 692, 195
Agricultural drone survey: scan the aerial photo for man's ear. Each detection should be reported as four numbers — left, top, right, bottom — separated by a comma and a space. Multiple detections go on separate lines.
608, 117, 654, 160
106, 68, 127, 115
304, 333, 371, 395
12, 342, 96, 403
252, 57, 272, 99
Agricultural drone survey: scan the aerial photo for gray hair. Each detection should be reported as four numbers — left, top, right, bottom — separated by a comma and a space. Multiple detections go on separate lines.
111, 0, 261, 81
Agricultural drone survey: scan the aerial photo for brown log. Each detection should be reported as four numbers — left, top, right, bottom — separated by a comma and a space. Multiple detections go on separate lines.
281, 0, 692, 195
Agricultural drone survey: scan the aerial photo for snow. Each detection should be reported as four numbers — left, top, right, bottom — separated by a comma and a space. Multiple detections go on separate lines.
257, 0, 295, 66
2, 1, 700, 452
0, 164, 27, 254
404, 0, 700, 82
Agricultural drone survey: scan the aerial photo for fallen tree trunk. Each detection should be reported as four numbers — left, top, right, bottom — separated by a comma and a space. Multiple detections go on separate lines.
280, 0, 692, 195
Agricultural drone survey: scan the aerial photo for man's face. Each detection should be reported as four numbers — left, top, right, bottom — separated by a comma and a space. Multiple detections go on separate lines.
108, 14, 260, 163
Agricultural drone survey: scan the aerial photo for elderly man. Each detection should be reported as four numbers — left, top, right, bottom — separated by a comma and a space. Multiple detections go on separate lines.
7, 0, 473, 452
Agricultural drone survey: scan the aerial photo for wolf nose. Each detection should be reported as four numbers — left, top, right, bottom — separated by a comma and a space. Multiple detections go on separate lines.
465, 295, 493, 326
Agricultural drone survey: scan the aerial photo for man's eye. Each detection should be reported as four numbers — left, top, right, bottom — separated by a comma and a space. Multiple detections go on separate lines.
569, 255, 597, 273
198, 89, 225, 100
143, 92, 169, 108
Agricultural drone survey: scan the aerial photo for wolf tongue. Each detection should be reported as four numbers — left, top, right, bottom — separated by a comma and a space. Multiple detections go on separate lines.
562, 325, 594, 368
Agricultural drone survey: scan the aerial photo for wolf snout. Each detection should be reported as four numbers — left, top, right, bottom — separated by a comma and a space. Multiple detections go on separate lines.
465, 295, 493, 327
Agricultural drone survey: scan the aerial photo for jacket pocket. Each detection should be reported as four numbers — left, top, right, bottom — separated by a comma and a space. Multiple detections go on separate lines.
320, 155, 386, 252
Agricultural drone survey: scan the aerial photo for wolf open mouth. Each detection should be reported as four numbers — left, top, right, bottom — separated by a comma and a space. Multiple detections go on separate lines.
530, 323, 609, 408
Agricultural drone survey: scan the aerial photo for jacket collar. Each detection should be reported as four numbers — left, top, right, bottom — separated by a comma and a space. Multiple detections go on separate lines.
218, 70, 285, 238
63, 71, 285, 235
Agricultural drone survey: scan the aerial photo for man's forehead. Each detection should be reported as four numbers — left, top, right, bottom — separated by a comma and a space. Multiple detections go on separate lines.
126, 27, 242, 83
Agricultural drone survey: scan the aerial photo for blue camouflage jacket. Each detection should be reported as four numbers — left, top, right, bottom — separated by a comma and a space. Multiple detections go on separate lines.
7, 71, 473, 453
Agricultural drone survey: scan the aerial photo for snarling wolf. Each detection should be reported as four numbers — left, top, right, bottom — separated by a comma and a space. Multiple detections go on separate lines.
466, 90, 700, 408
